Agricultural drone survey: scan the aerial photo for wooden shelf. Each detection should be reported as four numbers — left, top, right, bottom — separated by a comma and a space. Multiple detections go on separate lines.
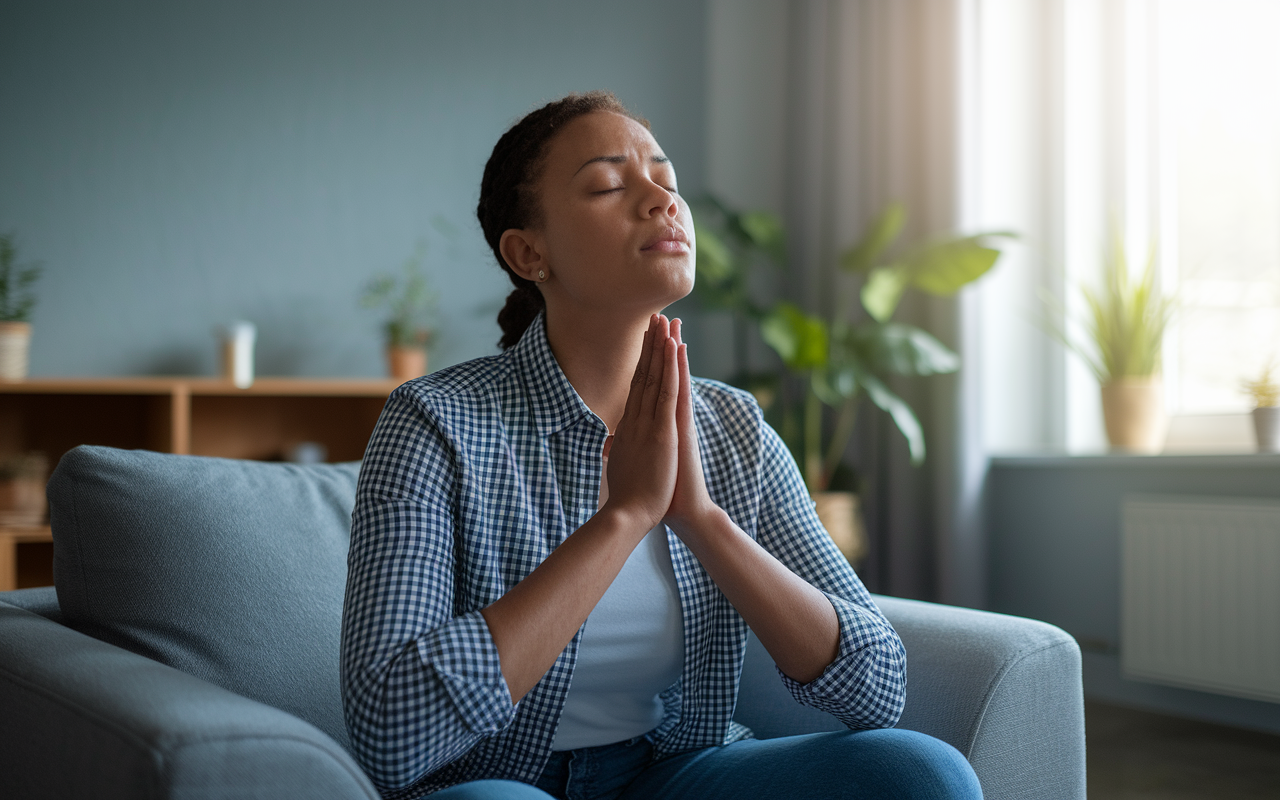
0, 377, 401, 397
0, 377, 401, 591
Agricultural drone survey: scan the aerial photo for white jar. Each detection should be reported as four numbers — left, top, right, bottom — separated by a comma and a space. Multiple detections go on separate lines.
219, 321, 256, 388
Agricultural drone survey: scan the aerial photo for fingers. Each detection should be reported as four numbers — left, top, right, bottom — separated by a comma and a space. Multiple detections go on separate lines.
641, 315, 670, 417
677, 339, 693, 428
623, 315, 657, 424
657, 335, 679, 418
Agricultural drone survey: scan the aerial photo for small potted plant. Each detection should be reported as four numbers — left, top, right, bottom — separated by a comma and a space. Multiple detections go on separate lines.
0, 233, 42, 381
1241, 362, 1280, 453
362, 245, 437, 383
1043, 232, 1174, 454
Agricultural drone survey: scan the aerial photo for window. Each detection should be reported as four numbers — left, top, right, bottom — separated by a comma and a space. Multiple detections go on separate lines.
1158, 0, 1280, 415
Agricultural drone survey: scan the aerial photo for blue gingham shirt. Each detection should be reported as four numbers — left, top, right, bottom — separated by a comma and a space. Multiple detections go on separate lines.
341, 314, 906, 797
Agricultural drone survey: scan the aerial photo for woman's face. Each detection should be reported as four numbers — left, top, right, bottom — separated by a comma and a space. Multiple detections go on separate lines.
526, 111, 695, 317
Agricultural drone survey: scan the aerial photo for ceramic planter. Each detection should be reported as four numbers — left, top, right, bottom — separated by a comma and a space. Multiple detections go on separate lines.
0, 322, 31, 381
812, 490, 867, 564
1100, 377, 1165, 454
387, 346, 427, 384
1251, 406, 1280, 453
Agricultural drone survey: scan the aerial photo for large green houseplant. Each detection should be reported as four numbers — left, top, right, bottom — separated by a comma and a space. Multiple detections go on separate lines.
761, 203, 1011, 492
692, 199, 1010, 562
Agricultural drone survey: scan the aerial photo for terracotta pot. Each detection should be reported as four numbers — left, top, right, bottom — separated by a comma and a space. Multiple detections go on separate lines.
1100, 377, 1165, 454
1251, 406, 1280, 453
812, 491, 867, 565
0, 321, 31, 381
387, 346, 428, 383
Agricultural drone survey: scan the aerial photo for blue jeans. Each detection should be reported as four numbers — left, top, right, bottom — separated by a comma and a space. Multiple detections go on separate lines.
426, 729, 983, 800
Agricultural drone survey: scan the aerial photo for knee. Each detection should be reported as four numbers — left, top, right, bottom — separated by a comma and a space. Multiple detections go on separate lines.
859, 729, 983, 800
426, 778, 555, 800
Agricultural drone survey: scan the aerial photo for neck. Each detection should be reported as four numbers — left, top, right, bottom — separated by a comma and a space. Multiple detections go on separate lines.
542, 303, 652, 433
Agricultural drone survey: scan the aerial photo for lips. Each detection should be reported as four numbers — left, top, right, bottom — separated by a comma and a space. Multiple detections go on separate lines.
641, 226, 690, 253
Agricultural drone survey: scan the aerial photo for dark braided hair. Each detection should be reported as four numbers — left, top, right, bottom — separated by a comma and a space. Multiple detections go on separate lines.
477, 91, 649, 350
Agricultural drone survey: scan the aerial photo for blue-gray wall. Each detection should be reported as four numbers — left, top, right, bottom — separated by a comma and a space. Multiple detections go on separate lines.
0, 1, 707, 377
988, 454, 1280, 734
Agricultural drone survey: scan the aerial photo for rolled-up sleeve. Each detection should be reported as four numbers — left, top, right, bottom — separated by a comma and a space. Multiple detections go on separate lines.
753, 421, 907, 730
341, 388, 515, 792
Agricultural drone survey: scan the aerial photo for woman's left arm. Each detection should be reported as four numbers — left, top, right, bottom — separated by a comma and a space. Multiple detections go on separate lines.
665, 323, 905, 728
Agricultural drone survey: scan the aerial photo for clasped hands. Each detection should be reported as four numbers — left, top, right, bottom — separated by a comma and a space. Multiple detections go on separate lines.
602, 314, 722, 541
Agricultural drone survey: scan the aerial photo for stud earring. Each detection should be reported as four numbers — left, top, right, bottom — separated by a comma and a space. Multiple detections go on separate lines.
537, 270, 546, 281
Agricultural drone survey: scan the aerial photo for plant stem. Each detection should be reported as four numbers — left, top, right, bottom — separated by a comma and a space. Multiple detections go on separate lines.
804, 387, 823, 493
822, 395, 858, 487
733, 311, 747, 380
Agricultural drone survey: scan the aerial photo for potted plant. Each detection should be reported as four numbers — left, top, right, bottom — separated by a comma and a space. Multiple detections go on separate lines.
0, 233, 42, 381
1241, 362, 1280, 453
758, 203, 1010, 560
362, 245, 437, 384
1043, 233, 1174, 453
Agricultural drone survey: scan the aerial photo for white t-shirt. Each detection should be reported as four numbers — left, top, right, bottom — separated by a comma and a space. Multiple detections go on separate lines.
550, 439, 685, 751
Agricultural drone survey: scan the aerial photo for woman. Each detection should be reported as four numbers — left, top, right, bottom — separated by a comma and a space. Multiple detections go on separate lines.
341, 92, 982, 800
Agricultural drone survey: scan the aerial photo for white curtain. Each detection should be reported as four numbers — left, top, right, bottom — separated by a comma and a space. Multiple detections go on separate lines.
778, 0, 980, 604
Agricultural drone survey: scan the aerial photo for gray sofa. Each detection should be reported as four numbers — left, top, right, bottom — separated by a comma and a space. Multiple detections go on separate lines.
0, 446, 1085, 799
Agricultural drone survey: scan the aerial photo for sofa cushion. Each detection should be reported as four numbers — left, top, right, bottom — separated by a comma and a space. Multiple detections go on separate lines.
48, 445, 360, 751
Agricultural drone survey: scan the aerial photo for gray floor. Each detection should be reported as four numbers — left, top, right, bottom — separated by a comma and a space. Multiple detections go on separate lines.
1086, 701, 1280, 799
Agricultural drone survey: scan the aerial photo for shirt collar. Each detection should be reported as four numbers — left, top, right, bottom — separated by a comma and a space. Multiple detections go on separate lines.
511, 311, 602, 438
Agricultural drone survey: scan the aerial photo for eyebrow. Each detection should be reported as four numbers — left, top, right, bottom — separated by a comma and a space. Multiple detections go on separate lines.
574, 154, 671, 176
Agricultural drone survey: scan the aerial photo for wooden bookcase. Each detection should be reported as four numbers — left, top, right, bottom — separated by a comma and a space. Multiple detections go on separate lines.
0, 377, 401, 592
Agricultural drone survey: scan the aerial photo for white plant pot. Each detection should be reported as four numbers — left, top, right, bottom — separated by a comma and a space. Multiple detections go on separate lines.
1251, 406, 1280, 453
1101, 378, 1166, 454
0, 322, 31, 381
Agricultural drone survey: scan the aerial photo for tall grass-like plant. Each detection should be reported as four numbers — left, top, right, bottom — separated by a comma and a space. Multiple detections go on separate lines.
1241, 362, 1280, 408
1045, 235, 1174, 383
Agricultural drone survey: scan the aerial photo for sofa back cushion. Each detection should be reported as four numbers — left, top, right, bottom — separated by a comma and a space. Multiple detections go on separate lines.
48, 445, 360, 751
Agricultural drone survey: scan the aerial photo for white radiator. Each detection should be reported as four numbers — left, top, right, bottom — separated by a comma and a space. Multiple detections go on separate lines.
1122, 494, 1280, 703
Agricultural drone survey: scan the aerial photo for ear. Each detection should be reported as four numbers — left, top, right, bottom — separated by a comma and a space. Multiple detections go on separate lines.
499, 229, 548, 283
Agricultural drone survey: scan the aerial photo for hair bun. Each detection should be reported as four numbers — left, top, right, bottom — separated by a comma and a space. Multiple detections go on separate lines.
496, 282, 546, 351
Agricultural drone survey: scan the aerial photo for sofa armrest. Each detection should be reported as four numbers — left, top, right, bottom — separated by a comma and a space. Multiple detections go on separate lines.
734, 594, 1085, 800
0, 600, 378, 800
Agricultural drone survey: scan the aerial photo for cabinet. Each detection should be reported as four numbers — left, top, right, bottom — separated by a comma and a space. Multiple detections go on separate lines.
0, 377, 400, 591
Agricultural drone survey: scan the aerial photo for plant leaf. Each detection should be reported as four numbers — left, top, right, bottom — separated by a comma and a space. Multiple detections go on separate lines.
861, 267, 911, 322
859, 372, 926, 465
811, 364, 860, 406
847, 322, 960, 376
761, 302, 828, 371
840, 202, 906, 274
738, 211, 787, 264
904, 235, 1007, 296
693, 220, 735, 282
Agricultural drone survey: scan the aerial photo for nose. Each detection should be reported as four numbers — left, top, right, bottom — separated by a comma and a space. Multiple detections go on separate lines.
641, 180, 679, 220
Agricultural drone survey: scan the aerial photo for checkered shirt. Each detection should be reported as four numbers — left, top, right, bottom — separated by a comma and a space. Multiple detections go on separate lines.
341, 313, 906, 797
